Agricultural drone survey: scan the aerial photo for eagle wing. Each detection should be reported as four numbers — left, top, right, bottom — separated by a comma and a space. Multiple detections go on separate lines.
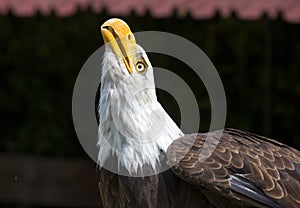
167, 128, 300, 208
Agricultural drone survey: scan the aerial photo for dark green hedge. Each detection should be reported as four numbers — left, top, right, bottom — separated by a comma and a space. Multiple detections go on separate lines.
1, 11, 300, 157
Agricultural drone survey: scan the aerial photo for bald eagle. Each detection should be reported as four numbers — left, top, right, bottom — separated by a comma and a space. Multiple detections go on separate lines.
97, 18, 300, 208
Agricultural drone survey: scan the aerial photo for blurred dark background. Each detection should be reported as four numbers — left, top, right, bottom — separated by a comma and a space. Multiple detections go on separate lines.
1, 1, 300, 207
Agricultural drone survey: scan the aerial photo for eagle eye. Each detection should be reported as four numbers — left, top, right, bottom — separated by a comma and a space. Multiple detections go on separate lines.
135, 61, 146, 73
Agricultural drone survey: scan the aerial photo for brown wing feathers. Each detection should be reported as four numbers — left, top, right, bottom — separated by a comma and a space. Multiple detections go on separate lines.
168, 128, 300, 208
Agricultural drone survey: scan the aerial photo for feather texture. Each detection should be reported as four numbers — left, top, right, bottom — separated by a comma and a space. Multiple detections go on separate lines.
168, 128, 300, 208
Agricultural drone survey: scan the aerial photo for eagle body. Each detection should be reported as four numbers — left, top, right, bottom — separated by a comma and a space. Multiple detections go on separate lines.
99, 129, 300, 208
97, 18, 300, 208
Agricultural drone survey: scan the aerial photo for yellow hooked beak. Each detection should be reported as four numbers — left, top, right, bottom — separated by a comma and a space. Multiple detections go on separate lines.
101, 18, 136, 74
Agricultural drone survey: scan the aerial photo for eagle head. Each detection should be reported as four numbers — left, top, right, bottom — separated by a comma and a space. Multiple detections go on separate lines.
98, 18, 183, 175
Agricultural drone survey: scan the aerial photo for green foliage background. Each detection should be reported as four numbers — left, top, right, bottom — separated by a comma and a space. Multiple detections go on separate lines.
1, 11, 300, 159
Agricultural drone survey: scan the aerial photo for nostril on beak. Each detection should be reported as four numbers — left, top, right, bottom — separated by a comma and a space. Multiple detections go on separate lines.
102, 26, 109, 30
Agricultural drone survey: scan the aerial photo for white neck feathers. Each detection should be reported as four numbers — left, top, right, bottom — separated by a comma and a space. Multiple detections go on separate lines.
97, 48, 183, 174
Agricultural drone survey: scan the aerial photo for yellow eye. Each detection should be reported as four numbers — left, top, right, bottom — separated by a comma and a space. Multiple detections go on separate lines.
135, 61, 146, 72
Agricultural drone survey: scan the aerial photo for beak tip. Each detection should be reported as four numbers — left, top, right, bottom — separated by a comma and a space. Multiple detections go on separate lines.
101, 18, 132, 37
